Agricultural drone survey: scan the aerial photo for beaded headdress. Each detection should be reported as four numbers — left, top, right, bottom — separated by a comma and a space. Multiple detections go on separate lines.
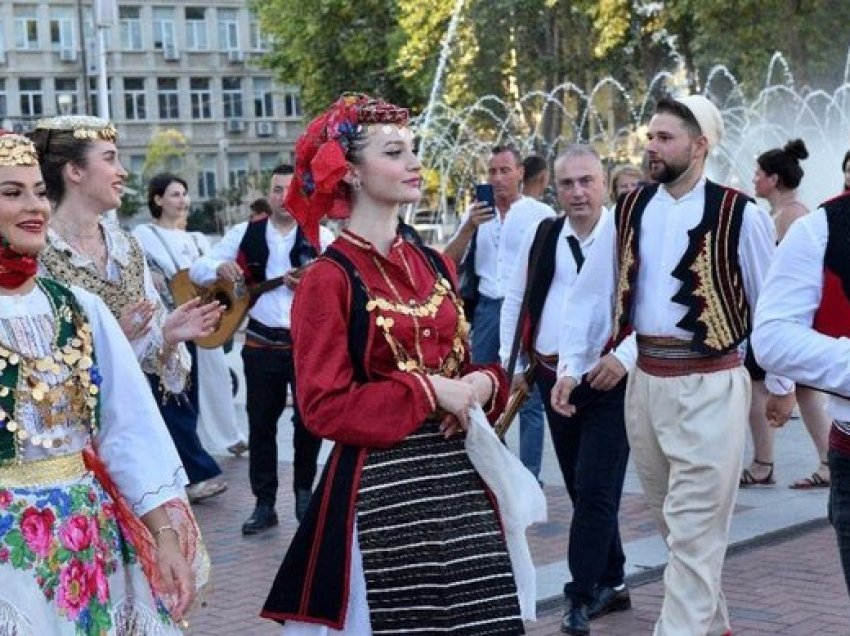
0, 132, 39, 168
33, 115, 119, 142
286, 93, 410, 248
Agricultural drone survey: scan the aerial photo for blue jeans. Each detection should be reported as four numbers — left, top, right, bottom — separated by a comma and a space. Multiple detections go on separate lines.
472, 295, 545, 479
537, 371, 629, 605
828, 448, 850, 595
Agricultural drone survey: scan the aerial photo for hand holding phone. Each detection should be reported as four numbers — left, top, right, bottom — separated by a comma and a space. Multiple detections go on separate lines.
474, 183, 496, 211
469, 183, 496, 227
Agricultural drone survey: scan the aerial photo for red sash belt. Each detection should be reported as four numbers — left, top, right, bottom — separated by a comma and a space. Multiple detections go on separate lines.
636, 336, 741, 378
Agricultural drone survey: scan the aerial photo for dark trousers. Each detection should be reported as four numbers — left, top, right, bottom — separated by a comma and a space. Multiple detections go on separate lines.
536, 370, 629, 606
147, 343, 221, 484
828, 448, 850, 594
242, 340, 321, 508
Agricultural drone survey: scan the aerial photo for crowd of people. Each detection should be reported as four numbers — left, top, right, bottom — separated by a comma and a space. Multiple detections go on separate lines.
1, 89, 850, 636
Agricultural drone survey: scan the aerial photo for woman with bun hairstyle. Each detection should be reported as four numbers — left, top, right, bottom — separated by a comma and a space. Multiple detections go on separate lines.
741, 138, 832, 490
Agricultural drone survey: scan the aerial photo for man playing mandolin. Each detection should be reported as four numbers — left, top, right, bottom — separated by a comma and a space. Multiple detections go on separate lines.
190, 164, 334, 535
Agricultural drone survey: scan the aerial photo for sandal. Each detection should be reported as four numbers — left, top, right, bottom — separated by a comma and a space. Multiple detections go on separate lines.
789, 461, 830, 489
739, 459, 775, 487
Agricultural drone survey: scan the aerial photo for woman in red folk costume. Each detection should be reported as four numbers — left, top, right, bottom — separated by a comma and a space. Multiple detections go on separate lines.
0, 131, 209, 634
261, 95, 527, 634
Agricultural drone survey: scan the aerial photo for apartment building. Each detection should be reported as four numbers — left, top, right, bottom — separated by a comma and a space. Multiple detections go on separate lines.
0, 0, 303, 205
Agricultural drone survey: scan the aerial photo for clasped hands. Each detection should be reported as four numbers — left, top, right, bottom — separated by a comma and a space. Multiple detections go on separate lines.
428, 372, 494, 438
550, 352, 627, 417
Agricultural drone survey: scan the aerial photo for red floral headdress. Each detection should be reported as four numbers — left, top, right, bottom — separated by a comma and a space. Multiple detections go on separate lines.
0, 130, 40, 289
286, 93, 409, 248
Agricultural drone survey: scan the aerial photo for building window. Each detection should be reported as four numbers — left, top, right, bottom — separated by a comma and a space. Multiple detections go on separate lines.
50, 6, 76, 52
119, 6, 143, 51
185, 7, 208, 51
152, 7, 176, 51
197, 155, 217, 198
259, 152, 279, 173
0, 80, 7, 118
54, 78, 78, 114
127, 155, 145, 181
222, 78, 243, 118
157, 78, 179, 120
124, 78, 146, 120
218, 9, 239, 51
249, 18, 269, 51
14, 6, 39, 50
283, 91, 302, 119
253, 78, 274, 119
190, 78, 212, 119
19, 78, 43, 117
228, 154, 249, 190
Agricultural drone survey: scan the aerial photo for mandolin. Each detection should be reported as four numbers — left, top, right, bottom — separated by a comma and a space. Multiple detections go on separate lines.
169, 269, 290, 349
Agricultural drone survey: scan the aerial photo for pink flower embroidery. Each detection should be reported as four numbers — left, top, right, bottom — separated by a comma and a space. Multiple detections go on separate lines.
88, 555, 110, 604
56, 558, 94, 620
19, 507, 56, 558
0, 490, 12, 509
59, 515, 94, 552
0, 547, 9, 563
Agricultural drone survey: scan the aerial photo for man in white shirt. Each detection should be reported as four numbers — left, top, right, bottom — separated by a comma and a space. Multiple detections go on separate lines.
501, 146, 635, 635
444, 146, 554, 480
551, 96, 794, 635
190, 164, 334, 535
752, 191, 850, 597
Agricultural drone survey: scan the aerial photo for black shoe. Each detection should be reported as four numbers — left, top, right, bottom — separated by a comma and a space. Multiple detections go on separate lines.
587, 584, 631, 620
561, 600, 590, 635
241, 504, 278, 535
295, 488, 312, 523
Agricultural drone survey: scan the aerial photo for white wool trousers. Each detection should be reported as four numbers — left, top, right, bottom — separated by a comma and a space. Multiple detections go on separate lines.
626, 365, 750, 636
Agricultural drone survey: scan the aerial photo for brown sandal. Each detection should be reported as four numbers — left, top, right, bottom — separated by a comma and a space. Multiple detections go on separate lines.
740, 459, 775, 487
789, 461, 830, 489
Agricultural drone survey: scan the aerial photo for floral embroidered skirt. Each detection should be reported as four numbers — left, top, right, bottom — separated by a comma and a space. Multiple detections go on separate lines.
0, 472, 182, 636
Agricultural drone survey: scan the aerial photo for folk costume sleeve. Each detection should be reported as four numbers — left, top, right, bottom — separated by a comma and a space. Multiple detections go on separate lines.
499, 221, 538, 372
753, 211, 850, 395
738, 203, 794, 395
291, 259, 439, 448
188, 222, 247, 286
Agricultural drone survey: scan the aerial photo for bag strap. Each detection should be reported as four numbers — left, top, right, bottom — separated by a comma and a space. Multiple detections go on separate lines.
566, 235, 585, 272
146, 223, 182, 275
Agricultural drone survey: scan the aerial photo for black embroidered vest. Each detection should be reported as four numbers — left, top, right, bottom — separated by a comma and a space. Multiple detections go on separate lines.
814, 193, 850, 339
611, 180, 751, 354
236, 218, 318, 285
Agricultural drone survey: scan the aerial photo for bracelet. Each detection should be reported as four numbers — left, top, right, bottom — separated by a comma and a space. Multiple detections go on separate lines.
151, 524, 178, 541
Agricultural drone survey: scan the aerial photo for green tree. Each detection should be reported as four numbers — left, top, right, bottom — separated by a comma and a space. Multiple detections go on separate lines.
252, 0, 414, 115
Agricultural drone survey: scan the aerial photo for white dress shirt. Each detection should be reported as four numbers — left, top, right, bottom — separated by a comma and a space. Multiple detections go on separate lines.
557, 179, 786, 390
452, 196, 555, 299
190, 221, 334, 330
501, 208, 636, 372
753, 208, 850, 419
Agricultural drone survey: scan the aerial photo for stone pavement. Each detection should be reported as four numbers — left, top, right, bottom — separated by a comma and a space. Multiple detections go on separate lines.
183, 351, 847, 634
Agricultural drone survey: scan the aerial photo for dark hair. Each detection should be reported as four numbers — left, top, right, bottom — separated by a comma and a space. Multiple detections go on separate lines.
490, 144, 522, 166
522, 155, 547, 185
271, 163, 295, 176
249, 197, 272, 216
757, 139, 808, 190
843, 151, 850, 192
654, 96, 702, 140
147, 173, 188, 219
27, 129, 92, 204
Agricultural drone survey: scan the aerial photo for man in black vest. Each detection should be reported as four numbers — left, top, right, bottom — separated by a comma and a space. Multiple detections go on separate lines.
501, 146, 633, 635
190, 164, 334, 534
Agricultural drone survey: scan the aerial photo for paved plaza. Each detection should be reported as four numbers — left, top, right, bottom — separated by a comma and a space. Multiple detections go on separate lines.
184, 350, 850, 634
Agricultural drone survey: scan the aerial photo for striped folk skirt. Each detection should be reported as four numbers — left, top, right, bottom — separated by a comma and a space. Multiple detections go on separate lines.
356, 421, 525, 635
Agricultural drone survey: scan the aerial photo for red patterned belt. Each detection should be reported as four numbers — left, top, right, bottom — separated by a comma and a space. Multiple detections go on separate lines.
636, 336, 741, 377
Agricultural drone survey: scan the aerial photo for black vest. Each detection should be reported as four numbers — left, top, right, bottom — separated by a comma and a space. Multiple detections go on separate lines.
237, 217, 317, 284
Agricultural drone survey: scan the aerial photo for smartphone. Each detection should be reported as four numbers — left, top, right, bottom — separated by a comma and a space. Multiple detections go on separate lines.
474, 183, 496, 216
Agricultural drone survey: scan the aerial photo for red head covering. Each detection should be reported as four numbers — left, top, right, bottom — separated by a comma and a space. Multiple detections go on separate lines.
286, 93, 409, 248
0, 130, 40, 289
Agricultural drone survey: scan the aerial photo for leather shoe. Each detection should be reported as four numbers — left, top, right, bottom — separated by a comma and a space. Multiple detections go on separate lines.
241, 504, 278, 535
561, 599, 590, 635
295, 488, 312, 523
587, 584, 631, 619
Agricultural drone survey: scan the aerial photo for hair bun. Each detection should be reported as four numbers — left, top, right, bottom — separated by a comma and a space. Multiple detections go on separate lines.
784, 138, 809, 161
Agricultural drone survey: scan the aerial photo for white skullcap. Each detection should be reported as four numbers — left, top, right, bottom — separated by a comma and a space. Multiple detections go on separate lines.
675, 94, 724, 149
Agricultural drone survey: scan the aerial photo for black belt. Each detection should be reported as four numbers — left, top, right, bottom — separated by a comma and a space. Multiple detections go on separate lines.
246, 319, 292, 345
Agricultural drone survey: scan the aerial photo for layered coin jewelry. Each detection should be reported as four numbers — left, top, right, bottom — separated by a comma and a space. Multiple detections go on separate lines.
0, 279, 100, 460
